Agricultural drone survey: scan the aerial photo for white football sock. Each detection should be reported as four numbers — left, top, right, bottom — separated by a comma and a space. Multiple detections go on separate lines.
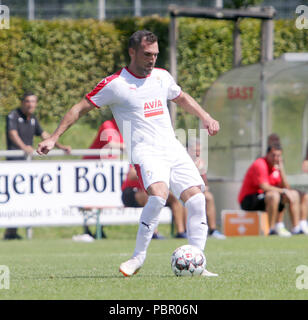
275, 222, 285, 230
300, 220, 308, 230
185, 192, 208, 251
292, 225, 301, 233
132, 195, 166, 265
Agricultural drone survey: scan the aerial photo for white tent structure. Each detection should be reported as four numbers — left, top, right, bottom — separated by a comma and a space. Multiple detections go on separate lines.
202, 53, 308, 217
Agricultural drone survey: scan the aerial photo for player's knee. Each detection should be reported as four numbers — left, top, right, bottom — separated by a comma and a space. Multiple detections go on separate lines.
147, 182, 169, 200
266, 190, 280, 203
289, 190, 300, 204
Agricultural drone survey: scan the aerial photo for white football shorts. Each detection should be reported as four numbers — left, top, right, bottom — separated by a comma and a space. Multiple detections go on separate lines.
134, 142, 205, 199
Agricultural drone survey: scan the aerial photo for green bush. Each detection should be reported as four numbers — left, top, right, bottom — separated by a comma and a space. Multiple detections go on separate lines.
0, 16, 307, 136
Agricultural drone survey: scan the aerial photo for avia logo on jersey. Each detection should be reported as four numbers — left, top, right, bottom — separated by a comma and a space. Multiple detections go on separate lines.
144, 99, 164, 118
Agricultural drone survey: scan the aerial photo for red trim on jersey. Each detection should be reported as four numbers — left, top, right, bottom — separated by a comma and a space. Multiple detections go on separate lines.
85, 95, 100, 109
86, 69, 123, 106
134, 164, 146, 192
124, 67, 151, 79
144, 109, 164, 118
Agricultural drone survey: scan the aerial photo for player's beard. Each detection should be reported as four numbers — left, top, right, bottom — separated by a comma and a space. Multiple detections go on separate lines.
139, 63, 154, 77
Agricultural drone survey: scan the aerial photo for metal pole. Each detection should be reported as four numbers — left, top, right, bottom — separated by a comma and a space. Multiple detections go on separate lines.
28, 0, 35, 20
215, 0, 223, 8
26, 227, 33, 240
98, 0, 106, 21
134, 0, 142, 17
169, 15, 178, 128
233, 18, 242, 67
261, 19, 274, 62
260, 18, 274, 156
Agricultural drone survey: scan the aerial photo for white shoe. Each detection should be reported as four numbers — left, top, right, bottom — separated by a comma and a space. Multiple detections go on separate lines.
72, 234, 95, 242
276, 226, 292, 237
119, 257, 142, 277
300, 225, 308, 235
210, 230, 226, 240
201, 269, 219, 277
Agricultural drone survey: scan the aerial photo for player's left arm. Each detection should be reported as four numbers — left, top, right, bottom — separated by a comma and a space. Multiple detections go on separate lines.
172, 91, 219, 136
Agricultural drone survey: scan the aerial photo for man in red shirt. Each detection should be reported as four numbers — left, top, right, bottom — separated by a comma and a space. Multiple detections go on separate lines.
238, 144, 301, 236
83, 118, 124, 160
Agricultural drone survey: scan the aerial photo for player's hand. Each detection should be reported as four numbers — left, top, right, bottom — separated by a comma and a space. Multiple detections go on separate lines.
276, 155, 285, 171
281, 189, 295, 203
202, 116, 220, 136
37, 138, 56, 155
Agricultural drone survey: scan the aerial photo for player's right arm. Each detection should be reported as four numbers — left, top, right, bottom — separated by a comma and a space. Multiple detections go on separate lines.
37, 98, 95, 155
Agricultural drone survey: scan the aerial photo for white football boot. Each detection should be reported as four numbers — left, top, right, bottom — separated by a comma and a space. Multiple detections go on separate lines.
300, 224, 308, 235
201, 269, 219, 277
276, 225, 292, 237
119, 257, 143, 277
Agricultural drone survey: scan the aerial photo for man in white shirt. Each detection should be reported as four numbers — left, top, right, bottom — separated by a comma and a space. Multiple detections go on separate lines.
37, 30, 220, 277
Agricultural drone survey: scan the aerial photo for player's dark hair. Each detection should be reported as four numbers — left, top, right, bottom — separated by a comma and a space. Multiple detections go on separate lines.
267, 143, 282, 153
21, 91, 37, 101
128, 30, 158, 50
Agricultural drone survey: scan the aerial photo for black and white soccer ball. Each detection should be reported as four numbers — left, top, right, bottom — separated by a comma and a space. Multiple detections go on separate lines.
171, 244, 206, 277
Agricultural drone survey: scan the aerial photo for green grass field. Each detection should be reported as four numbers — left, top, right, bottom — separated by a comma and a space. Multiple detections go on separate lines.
0, 226, 308, 300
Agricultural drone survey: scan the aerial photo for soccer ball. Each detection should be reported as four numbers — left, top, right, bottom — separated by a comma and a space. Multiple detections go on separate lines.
171, 244, 206, 277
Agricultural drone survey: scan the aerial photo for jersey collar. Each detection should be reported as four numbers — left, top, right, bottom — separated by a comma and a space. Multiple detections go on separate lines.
125, 67, 151, 79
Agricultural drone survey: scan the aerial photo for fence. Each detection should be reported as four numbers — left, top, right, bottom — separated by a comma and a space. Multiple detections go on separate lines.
2, 0, 305, 20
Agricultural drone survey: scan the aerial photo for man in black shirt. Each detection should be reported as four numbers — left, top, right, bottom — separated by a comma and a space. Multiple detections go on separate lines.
5, 91, 71, 239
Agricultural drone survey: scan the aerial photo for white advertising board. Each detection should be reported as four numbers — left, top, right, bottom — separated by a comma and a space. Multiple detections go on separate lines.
0, 160, 171, 227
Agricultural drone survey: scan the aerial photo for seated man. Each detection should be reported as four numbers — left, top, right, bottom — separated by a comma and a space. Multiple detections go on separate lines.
238, 143, 303, 236
122, 165, 187, 239
187, 138, 226, 239
267, 134, 308, 235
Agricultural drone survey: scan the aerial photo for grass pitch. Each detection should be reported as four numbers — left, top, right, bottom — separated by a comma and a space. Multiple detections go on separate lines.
0, 230, 308, 300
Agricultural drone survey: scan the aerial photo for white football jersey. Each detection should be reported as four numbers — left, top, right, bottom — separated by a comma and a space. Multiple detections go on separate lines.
86, 67, 182, 164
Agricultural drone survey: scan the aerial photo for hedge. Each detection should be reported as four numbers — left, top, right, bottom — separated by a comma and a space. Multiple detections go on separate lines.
0, 16, 307, 131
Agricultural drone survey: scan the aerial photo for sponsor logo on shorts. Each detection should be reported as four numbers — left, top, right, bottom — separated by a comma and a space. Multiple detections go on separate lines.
144, 99, 164, 118
146, 170, 152, 178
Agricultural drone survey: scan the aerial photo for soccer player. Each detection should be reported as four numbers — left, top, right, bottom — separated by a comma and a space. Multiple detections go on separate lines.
37, 30, 220, 277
